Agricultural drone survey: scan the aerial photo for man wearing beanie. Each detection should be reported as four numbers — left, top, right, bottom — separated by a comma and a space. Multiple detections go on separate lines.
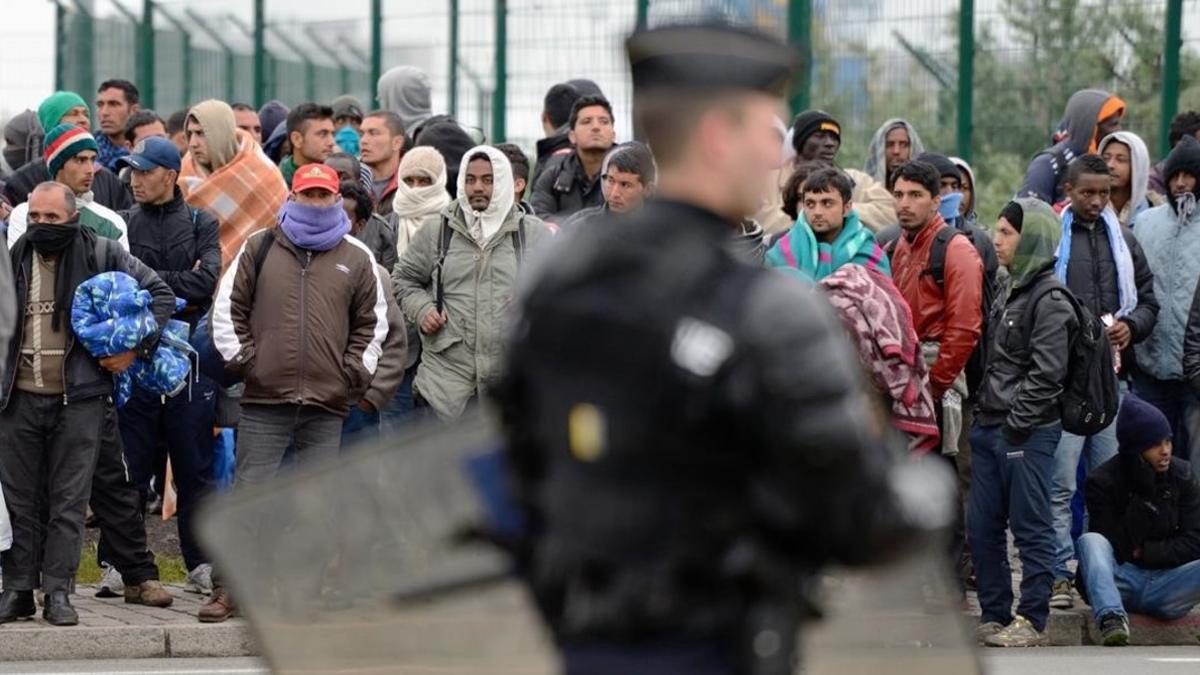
6, 124, 128, 251
787, 109, 895, 231
1076, 395, 1200, 646
206, 163, 390, 622
1133, 136, 1200, 461
4, 92, 133, 213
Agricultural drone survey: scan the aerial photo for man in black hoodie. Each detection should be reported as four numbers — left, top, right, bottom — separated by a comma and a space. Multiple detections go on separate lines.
1077, 395, 1200, 646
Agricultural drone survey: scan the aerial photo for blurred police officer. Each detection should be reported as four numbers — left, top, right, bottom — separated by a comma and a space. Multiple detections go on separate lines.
497, 22, 933, 675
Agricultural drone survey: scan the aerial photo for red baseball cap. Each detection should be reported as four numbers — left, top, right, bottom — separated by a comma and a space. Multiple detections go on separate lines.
291, 163, 339, 194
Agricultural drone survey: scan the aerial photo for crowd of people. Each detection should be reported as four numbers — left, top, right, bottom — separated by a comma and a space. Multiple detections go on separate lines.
0, 62, 1197, 650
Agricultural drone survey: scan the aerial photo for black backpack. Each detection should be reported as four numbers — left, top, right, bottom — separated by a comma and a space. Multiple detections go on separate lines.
925, 224, 1001, 395
1021, 278, 1119, 436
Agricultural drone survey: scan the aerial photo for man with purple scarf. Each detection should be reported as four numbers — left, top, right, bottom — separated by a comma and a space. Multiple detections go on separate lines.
205, 163, 389, 622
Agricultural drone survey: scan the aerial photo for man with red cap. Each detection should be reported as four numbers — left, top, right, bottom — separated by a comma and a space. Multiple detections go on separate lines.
204, 163, 389, 622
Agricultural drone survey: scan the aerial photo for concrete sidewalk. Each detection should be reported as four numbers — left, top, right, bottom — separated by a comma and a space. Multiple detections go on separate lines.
0, 584, 256, 662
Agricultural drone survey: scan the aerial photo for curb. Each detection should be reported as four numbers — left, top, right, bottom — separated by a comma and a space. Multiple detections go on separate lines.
966, 608, 1200, 646
0, 621, 257, 662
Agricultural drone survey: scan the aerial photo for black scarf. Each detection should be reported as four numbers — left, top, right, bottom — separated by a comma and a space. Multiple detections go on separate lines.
11, 221, 99, 331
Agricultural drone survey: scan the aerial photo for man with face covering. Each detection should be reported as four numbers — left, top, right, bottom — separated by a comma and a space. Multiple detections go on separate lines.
1019, 89, 1125, 205
392, 146, 551, 420
1, 182, 174, 626
205, 163, 390, 622
972, 198, 1079, 648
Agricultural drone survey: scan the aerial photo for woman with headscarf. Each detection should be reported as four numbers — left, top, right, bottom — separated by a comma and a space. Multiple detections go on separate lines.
391, 147, 452, 259
1099, 131, 1164, 228
970, 197, 1080, 649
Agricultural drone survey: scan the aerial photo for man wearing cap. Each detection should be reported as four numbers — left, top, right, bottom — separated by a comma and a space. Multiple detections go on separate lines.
205, 163, 389, 622
497, 23, 938, 674
1076, 395, 1200, 646
117, 136, 222, 596
7, 124, 128, 251
4, 91, 132, 213
788, 109, 896, 231
0, 181, 175, 626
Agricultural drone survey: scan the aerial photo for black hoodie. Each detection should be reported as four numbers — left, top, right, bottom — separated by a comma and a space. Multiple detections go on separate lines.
1086, 453, 1200, 569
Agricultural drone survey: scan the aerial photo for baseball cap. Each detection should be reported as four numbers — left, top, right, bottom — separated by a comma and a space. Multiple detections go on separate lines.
118, 136, 181, 173
291, 163, 340, 194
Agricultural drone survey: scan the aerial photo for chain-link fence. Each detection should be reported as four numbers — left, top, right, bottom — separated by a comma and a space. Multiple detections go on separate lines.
50, 0, 1200, 217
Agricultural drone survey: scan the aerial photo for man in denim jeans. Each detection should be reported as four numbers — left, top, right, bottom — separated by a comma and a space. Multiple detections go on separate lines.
970, 198, 1077, 648
1047, 154, 1158, 610
1076, 395, 1200, 646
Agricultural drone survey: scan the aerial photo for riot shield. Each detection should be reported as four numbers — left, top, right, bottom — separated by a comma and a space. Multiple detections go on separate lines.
199, 411, 981, 674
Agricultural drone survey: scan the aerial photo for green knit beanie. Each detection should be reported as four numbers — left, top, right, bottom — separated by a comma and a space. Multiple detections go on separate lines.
37, 91, 89, 134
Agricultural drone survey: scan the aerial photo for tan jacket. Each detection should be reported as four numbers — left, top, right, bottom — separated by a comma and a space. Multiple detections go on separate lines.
210, 229, 390, 417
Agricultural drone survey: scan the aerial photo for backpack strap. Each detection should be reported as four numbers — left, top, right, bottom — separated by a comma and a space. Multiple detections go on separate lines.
512, 215, 526, 267
924, 224, 961, 288
435, 215, 452, 314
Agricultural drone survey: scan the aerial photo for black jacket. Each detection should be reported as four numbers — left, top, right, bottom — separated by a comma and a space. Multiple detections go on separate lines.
3, 236, 175, 411
356, 213, 398, 273
4, 159, 132, 213
121, 190, 221, 323
1062, 219, 1157, 351
1086, 454, 1200, 569
531, 130, 572, 187
1180, 281, 1200, 397
501, 199, 919, 641
975, 269, 1079, 438
529, 152, 604, 226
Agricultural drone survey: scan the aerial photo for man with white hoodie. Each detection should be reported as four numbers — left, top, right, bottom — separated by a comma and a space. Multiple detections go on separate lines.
392, 146, 551, 420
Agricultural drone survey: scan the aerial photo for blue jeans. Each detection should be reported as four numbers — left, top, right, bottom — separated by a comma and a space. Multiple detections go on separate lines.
1076, 532, 1200, 622
969, 423, 1061, 632
1131, 373, 1200, 462
380, 364, 418, 432
341, 404, 381, 449
1051, 381, 1124, 582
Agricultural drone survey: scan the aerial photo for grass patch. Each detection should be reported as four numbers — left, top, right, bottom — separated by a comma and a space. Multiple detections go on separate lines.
77, 544, 188, 584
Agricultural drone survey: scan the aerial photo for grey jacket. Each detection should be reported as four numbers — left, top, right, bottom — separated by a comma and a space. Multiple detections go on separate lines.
1135, 202, 1200, 381
975, 270, 1079, 437
392, 203, 551, 419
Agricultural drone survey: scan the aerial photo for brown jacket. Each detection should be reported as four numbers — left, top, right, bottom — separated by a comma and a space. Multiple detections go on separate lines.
210, 229, 390, 417
361, 265, 408, 412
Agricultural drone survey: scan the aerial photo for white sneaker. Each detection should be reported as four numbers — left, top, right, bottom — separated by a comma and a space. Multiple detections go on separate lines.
185, 563, 214, 596
95, 563, 124, 598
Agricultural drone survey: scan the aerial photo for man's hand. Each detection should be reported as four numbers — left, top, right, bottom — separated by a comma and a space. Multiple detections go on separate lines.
1107, 320, 1132, 351
358, 400, 376, 413
99, 350, 138, 373
420, 308, 448, 335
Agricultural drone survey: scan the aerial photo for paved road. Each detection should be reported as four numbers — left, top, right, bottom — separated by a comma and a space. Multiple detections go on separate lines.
982, 647, 1200, 675
0, 659, 267, 675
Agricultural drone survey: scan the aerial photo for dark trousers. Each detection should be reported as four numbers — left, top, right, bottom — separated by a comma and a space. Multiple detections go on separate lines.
969, 423, 1060, 632
93, 400, 160, 585
118, 377, 217, 571
562, 641, 739, 675
0, 392, 103, 593
1130, 372, 1200, 462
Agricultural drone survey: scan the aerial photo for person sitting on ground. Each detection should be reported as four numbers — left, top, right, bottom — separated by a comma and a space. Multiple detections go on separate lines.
1076, 395, 1200, 646
767, 166, 889, 281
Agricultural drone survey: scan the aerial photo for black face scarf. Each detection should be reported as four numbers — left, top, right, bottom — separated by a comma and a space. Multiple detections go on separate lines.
12, 219, 98, 331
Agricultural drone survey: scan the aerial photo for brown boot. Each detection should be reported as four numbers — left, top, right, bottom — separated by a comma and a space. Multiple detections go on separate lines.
198, 588, 236, 623
125, 581, 174, 608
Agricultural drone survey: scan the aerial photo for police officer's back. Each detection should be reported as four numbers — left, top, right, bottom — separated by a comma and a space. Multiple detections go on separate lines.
498, 24, 922, 675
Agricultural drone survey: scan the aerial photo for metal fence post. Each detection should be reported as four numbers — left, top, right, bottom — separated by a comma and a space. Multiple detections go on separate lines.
254, 0, 266, 107
787, 0, 812, 115
956, 0, 974, 162
187, 10, 236, 104
70, 0, 96, 106
140, 0, 156, 109
158, 7, 194, 107
636, 0, 648, 31
371, 0, 383, 106
1160, 0, 1183, 157
492, 0, 507, 142
449, 0, 459, 118
55, 2, 66, 91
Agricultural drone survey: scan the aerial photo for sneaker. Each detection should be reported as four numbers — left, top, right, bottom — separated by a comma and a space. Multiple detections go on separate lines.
985, 615, 1049, 648
95, 563, 124, 598
185, 564, 214, 596
1050, 579, 1074, 609
975, 621, 1005, 645
1099, 612, 1130, 647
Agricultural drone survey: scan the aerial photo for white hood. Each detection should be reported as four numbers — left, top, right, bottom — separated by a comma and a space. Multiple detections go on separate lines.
456, 145, 515, 243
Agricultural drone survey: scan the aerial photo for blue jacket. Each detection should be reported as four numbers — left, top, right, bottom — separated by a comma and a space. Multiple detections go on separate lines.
1133, 202, 1200, 380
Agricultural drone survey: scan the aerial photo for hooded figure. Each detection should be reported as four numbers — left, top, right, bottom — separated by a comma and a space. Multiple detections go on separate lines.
1005, 198, 1063, 293
257, 101, 290, 145
392, 146, 451, 258
377, 66, 434, 139
950, 156, 977, 227
1020, 89, 1125, 204
186, 100, 240, 175
864, 118, 925, 188
415, 120, 474, 199
3, 110, 44, 174
1099, 132, 1159, 228
456, 146, 516, 245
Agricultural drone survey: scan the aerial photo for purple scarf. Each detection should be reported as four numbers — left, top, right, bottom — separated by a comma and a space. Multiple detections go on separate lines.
278, 199, 351, 251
